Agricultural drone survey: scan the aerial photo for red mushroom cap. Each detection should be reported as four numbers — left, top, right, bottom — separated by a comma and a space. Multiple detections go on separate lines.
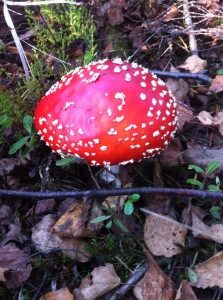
34, 58, 177, 166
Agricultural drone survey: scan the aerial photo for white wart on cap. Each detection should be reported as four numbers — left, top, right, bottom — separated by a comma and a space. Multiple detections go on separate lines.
34, 58, 177, 166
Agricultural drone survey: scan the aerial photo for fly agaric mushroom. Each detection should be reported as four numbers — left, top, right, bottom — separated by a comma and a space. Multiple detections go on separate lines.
34, 58, 177, 166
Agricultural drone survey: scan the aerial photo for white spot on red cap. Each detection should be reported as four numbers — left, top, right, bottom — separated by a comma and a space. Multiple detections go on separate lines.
113, 116, 124, 122
153, 130, 160, 137
100, 146, 107, 151
78, 128, 85, 134
140, 93, 147, 101
125, 73, 131, 82
125, 124, 137, 131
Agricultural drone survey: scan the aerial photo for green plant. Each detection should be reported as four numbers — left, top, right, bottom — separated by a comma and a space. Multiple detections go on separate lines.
186, 160, 221, 191
91, 194, 141, 232
9, 115, 36, 157
124, 193, 140, 215
25, 3, 96, 72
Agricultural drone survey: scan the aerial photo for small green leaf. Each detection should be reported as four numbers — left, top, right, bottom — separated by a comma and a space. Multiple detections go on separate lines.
188, 268, 197, 283
8, 136, 29, 155
206, 161, 220, 175
188, 164, 204, 173
210, 206, 220, 220
208, 184, 220, 192
23, 115, 33, 134
124, 201, 134, 216
0, 115, 7, 125
91, 215, 111, 223
130, 193, 140, 202
186, 179, 203, 189
113, 217, 129, 232
105, 220, 112, 228
216, 69, 223, 75
56, 157, 76, 166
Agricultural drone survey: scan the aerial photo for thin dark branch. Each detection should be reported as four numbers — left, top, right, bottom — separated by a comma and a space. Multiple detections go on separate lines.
110, 262, 149, 300
149, 70, 212, 84
0, 187, 222, 200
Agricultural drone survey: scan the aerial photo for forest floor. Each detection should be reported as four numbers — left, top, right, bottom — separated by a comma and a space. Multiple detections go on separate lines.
1, 0, 223, 299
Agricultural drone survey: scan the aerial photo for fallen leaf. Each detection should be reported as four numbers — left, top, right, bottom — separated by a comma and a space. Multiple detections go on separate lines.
60, 237, 91, 262
176, 102, 193, 132
166, 78, 189, 102
0, 204, 13, 226
209, 75, 223, 93
192, 213, 223, 243
52, 200, 102, 238
162, 5, 178, 22
182, 142, 223, 175
25, 198, 56, 219
0, 158, 21, 176
197, 111, 213, 125
144, 213, 187, 257
31, 214, 62, 252
0, 243, 32, 289
193, 251, 223, 288
212, 111, 223, 135
159, 138, 184, 168
74, 263, 121, 300
39, 286, 73, 300
175, 280, 197, 300
178, 55, 207, 73
133, 250, 176, 300
107, 7, 124, 25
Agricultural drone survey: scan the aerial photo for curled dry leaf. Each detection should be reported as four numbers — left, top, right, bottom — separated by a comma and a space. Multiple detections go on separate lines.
178, 55, 207, 73
144, 214, 187, 257
73, 263, 121, 300
133, 250, 176, 300
31, 214, 62, 252
209, 75, 223, 93
197, 111, 223, 135
39, 286, 73, 300
52, 200, 103, 238
192, 213, 223, 243
193, 251, 223, 288
175, 280, 197, 300
0, 243, 32, 289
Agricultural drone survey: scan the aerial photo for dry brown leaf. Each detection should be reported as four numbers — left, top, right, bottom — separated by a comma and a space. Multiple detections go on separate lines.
0, 268, 8, 282
0, 158, 21, 176
39, 286, 73, 300
25, 198, 56, 219
212, 111, 223, 135
107, 7, 124, 25
192, 213, 223, 243
162, 5, 178, 22
52, 200, 102, 238
133, 250, 176, 300
209, 75, 223, 93
193, 251, 223, 288
144, 214, 187, 257
175, 280, 197, 300
182, 142, 223, 175
31, 214, 62, 252
102, 195, 127, 209
197, 111, 223, 135
0, 243, 32, 289
178, 55, 207, 73
0, 204, 13, 226
176, 102, 193, 132
74, 263, 121, 300
60, 237, 90, 262
159, 138, 183, 168
166, 78, 189, 102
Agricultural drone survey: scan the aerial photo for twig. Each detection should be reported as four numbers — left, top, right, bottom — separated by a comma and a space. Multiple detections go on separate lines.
149, 69, 212, 84
110, 262, 149, 299
2, 0, 83, 6
182, 0, 198, 55
0, 187, 222, 200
